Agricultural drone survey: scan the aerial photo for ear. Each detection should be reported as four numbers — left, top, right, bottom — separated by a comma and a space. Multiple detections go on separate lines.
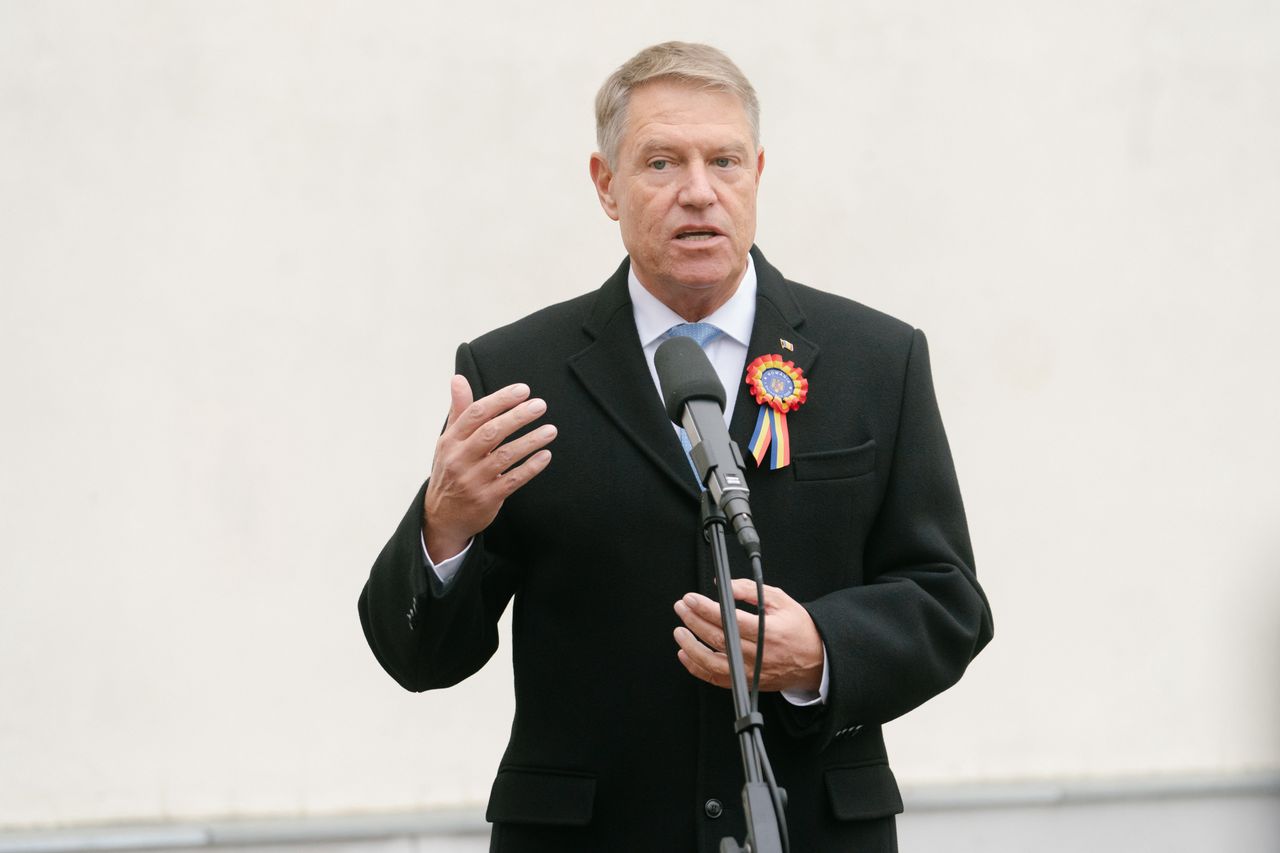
589, 153, 620, 221
755, 146, 765, 181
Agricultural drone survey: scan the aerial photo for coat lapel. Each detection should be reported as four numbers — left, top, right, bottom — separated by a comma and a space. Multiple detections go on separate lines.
568, 259, 702, 500
567, 248, 817, 498
728, 247, 820, 452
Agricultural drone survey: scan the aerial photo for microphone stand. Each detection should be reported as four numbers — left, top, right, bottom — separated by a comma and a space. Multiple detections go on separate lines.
700, 492, 786, 853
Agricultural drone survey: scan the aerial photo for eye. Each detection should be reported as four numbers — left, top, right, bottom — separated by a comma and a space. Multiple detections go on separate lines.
714, 157, 733, 168
650, 159, 669, 171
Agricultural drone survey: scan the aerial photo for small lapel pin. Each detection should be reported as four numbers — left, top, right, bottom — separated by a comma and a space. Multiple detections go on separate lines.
779, 338, 794, 351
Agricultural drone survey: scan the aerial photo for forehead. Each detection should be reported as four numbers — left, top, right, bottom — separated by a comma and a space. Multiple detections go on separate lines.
622, 79, 753, 151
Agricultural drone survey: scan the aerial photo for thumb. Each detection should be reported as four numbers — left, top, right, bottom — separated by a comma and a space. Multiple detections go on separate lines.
445, 374, 474, 428
730, 578, 761, 606
731, 580, 788, 611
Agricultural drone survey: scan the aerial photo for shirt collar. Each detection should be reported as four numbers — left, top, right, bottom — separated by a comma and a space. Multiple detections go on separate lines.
627, 254, 757, 348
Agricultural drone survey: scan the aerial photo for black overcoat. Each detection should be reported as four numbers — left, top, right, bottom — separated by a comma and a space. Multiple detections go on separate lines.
359, 246, 994, 852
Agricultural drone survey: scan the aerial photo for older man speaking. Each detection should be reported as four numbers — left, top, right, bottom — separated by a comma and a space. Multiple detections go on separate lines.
360, 41, 992, 852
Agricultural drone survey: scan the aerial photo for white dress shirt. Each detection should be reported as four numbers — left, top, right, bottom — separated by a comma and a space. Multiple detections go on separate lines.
422, 255, 828, 705
627, 255, 756, 427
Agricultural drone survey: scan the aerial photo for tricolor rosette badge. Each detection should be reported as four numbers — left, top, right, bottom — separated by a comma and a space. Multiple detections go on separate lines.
744, 354, 808, 469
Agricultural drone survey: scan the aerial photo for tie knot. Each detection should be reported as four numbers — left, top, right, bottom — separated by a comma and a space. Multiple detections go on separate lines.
664, 322, 722, 349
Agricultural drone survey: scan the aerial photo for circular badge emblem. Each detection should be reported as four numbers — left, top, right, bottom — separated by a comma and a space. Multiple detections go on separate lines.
745, 354, 808, 414
760, 367, 795, 399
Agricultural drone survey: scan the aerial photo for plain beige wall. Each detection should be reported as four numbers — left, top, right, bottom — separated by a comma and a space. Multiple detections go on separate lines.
1, 0, 1277, 827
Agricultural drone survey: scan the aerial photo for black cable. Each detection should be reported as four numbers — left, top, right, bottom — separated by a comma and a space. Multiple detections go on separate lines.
750, 553, 765, 711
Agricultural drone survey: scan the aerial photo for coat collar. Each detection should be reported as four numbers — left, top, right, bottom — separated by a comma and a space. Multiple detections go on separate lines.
569, 246, 818, 498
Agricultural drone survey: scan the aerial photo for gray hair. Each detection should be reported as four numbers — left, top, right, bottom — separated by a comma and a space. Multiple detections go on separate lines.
594, 41, 760, 167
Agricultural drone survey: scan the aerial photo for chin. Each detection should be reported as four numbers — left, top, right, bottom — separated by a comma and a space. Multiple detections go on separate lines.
668, 256, 740, 289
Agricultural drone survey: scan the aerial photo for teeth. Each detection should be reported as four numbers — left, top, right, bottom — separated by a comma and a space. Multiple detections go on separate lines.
677, 233, 716, 240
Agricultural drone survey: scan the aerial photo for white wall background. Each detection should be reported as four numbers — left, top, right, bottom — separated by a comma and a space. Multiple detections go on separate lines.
1, 0, 1277, 829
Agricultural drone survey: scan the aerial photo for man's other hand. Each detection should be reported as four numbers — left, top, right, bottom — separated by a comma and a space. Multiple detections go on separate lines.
673, 579, 824, 693
422, 375, 556, 562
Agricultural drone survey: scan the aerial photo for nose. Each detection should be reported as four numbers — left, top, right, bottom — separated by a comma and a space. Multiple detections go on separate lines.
677, 161, 716, 209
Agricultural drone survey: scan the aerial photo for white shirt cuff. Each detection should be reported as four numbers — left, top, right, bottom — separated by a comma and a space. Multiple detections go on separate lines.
780, 643, 830, 706
421, 531, 472, 586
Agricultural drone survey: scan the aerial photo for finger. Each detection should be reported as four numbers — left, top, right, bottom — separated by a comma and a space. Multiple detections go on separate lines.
731, 579, 796, 613
732, 578, 798, 617
734, 606, 762, 644
729, 577, 759, 605
685, 590, 764, 644
674, 627, 759, 687
724, 581, 770, 644
488, 448, 553, 498
673, 597, 727, 652
680, 592, 724, 623
465, 395, 551, 459
485, 423, 559, 476
673, 628, 731, 688
676, 649, 731, 689
478, 409, 558, 471
450, 382, 532, 442
444, 375, 475, 429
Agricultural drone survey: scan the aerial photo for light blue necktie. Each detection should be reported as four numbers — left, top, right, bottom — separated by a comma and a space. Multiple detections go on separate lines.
663, 323, 723, 487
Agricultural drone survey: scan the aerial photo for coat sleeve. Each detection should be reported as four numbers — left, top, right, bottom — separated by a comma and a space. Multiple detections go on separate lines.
357, 342, 524, 692
780, 328, 993, 745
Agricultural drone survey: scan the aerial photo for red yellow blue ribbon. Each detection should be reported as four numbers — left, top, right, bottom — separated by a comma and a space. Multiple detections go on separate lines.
744, 354, 808, 470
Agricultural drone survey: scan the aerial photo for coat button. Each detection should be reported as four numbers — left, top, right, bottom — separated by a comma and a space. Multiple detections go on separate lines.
704, 798, 723, 819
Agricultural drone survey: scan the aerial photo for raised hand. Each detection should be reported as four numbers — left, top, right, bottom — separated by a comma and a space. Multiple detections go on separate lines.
422, 376, 557, 562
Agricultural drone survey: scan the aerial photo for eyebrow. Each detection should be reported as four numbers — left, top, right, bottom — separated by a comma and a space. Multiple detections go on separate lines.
635, 139, 752, 159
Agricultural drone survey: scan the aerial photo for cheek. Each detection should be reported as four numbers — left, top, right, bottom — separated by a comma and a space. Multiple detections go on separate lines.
733, 192, 758, 235
640, 198, 672, 234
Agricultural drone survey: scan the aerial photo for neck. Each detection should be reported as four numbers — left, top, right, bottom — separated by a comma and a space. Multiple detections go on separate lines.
663, 290, 735, 322
635, 265, 746, 322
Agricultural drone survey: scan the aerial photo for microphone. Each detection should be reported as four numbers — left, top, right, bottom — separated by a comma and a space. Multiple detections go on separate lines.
654, 336, 761, 559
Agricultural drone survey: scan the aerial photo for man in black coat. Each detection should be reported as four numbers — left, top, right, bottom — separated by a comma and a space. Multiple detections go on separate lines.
359, 41, 992, 852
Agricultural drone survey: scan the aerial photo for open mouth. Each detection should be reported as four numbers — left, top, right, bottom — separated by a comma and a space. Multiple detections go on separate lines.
675, 231, 721, 242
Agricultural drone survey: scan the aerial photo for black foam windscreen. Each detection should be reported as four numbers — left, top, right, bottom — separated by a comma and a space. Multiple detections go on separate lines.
654, 336, 727, 425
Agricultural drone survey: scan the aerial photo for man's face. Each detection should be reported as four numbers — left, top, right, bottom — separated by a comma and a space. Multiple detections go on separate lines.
590, 79, 764, 316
